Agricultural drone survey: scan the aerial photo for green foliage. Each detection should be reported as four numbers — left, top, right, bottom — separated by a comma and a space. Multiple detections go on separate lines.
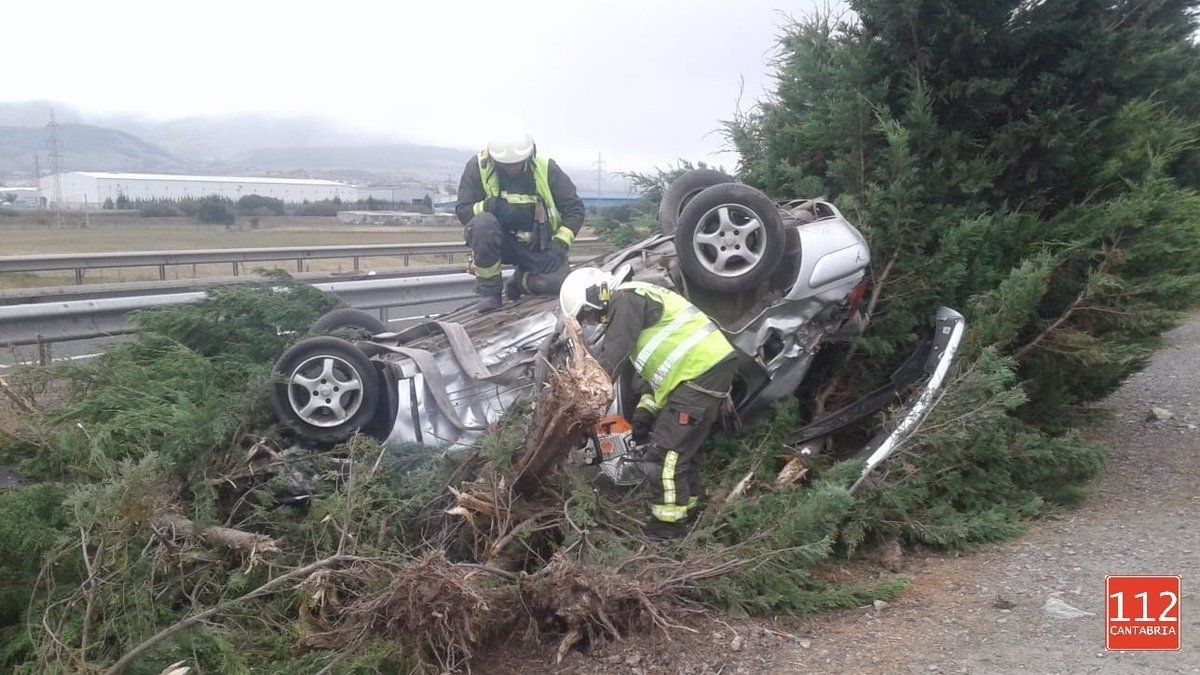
593, 160, 728, 246
196, 195, 236, 225
730, 3, 1200, 417
839, 349, 1106, 552
0, 276, 345, 669
724, 0, 1200, 501
696, 0, 1200, 612
137, 202, 183, 217
479, 400, 532, 470
670, 405, 894, 614
590, 212, 659, 247
3, 4, 1199, 670
133, 271, 342, 364
295, 200, 341, 217
0, 485, 68, 646
237, 194, 286, 216
623, 159, 727, 205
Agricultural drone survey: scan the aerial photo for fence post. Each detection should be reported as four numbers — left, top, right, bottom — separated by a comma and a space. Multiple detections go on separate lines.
37, 336, 51, 366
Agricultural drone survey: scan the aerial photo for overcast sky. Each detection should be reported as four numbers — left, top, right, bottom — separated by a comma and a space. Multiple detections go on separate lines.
3, 1, 829, 174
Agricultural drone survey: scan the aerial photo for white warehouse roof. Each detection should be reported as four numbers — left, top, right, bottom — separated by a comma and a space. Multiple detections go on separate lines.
73, 171, 353, 187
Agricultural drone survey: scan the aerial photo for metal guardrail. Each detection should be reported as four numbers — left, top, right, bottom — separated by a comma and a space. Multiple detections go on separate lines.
0, 272, 480, 350
0, 238, 604, 284
0, 239, 615, 366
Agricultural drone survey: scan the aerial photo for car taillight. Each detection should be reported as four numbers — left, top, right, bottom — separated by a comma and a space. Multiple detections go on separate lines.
845, 280, 868, 319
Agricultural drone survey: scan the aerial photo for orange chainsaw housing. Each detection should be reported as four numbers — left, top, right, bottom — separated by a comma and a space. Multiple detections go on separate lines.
593, 415, 633, 462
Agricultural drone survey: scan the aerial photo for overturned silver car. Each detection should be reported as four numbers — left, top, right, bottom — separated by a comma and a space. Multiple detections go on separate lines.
271, 172, 965, 483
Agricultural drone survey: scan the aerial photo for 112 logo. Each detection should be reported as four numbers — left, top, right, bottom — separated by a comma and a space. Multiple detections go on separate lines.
1106, 575, 1182, 651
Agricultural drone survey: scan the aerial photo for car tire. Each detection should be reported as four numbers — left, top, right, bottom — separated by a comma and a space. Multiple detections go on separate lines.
358, 361, 398, 441
272, 336, 381, 444
658, 169, 735, 235
309, 308, 389, 338
674, 183, 786, 293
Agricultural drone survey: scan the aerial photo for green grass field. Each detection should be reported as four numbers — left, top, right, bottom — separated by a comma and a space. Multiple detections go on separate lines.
0, 213, 463, 253
0, 214, 472, 289
0, 213, 603, 290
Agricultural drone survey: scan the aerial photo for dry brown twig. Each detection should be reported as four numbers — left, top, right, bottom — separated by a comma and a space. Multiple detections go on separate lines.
0, 373, 37, 413
105, 554, 368, 675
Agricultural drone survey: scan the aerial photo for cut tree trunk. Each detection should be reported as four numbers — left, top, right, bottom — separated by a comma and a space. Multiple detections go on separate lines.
156, 514, 281, 557
512, 317, 612, 496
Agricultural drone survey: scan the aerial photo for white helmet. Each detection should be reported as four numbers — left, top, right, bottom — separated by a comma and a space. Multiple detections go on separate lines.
487, 133, 536, 164
559, 267, 614, 319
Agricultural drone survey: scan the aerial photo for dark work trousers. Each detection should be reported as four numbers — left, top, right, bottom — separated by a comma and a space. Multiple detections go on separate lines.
645, 356, 737, 523
464, 212, 568, 295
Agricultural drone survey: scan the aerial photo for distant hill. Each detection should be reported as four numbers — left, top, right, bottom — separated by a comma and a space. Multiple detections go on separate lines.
0, 103, 632, 192
220, 143, 473, 181
117, 114, 385, 162
0, 124, 188, 177
0, 122, 473, 184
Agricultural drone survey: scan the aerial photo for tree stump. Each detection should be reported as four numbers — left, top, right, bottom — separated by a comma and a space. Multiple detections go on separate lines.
512, 317, 612, 496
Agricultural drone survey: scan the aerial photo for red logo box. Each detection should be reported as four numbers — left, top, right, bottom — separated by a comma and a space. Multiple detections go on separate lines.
1105, 575, 1182, 651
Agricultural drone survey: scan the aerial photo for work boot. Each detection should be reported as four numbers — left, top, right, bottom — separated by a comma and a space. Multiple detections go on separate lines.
644, 519, 687, 541
504, 270, 526, 302
476, 294, 502, 313
475, 277, 503, 313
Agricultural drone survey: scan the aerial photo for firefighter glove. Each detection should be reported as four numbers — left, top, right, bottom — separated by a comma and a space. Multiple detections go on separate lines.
550, 239, 570, 261
535, 240, 568, 274
632, 408, 654, 443
483, 196, 513, 221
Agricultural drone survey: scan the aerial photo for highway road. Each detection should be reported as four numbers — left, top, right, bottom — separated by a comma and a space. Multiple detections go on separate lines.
0, 296, 469, 370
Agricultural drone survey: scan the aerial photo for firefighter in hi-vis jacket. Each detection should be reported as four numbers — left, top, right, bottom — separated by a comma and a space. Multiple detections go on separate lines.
456, 133, 585, 313
559, 267, 737, 539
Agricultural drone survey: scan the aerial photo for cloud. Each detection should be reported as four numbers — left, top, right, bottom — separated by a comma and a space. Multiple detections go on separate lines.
2, 0, 820, 171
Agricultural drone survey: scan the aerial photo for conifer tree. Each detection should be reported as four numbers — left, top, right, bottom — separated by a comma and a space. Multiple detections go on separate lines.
727, 1, 1200, 542
731, 0, 1200, 420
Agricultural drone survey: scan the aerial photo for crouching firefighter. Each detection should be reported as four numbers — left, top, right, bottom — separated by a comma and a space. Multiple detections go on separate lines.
559, 268, 738, 539
456, 133, 586, 313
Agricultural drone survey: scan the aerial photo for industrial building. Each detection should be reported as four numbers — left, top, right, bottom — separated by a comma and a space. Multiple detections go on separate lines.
39, 172, 359, 208
0, 187, 42, 209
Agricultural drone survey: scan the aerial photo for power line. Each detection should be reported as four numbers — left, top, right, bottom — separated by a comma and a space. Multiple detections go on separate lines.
46, 111, 65, 228
593, 153, 606, 199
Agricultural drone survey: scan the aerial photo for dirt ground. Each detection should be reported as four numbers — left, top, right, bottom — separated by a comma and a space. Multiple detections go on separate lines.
486, 314, 1200, 674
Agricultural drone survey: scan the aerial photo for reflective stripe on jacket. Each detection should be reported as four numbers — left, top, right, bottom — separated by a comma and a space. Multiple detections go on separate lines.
620, 281, 734, 414
473, 151, 572, 246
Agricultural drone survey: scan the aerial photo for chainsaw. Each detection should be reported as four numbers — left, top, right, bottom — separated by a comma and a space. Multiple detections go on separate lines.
583, 415, 652, 487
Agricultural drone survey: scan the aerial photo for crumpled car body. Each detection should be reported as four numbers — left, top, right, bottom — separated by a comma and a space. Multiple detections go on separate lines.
273, 194, 965, 482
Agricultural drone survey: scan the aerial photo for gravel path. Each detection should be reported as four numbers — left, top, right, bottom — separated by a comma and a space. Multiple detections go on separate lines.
776, 314, 1200, 674
491, 313, 1200, 674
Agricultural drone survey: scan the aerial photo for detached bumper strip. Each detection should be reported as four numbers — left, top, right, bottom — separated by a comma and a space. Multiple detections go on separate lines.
850, 307, 966, 494
373, 342, 482, 432
788, 340, 932, 445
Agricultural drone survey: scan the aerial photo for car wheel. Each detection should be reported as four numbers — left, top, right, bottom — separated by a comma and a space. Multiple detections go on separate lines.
310, 308, 389, 338
272, 336, 381, 444
658, 169, 735, 235
358, 359, 398, 441
674, 183, 785, 293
